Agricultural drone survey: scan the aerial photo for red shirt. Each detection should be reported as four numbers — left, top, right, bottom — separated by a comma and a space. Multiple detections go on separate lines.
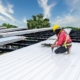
56, 30, 72, 46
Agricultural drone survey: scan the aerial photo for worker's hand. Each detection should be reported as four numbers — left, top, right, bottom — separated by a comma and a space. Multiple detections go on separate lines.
51, 44, 55, 48
51, 44, 57, 48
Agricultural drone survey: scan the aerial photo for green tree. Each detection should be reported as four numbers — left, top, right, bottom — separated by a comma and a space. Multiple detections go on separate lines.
27, 14, 50, 29
2, 23, 17, 28
2, 23, 7, 27
32, 15, 36, 21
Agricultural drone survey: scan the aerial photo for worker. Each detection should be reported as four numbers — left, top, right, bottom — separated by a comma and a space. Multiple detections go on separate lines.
51, 24, 72, 54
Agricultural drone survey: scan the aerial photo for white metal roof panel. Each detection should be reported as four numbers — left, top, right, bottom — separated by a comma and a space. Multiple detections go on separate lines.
41, 39, 56, 45
48, 35, 57, 40
0, 36, 25, 45
0, 42, 80, 80
0, 27, 7, 29
64, 28, 72, 34
0, 27, 27, 33
0, 27, 52, 37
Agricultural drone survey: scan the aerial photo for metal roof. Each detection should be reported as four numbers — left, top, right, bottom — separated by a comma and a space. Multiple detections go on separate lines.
0, 42, 80, 80
0, 27, 52, 38
0, 28, 79, 80
0, 27, 27, 33
0, 36, 25, 46
64, 28, 72, 34
0, 27, 7, 29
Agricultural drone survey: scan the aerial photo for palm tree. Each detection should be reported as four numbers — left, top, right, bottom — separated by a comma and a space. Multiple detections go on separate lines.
32, 15, 36, 21
37, 14, 43, 19
27, 14, 50, 29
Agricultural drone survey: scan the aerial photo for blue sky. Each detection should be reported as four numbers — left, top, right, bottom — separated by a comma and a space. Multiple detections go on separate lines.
0, 0, 80, 28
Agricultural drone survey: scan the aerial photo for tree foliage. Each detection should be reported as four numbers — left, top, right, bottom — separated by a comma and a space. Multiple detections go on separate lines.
62, 26, 80, 30
2, 23, 17, 28
27, 14, 50, 29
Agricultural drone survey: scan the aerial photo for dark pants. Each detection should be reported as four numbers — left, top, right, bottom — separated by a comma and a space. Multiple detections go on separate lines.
55, 46, 69, 54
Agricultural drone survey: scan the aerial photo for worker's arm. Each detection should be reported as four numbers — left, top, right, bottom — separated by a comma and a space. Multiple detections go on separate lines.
54, 38, 58, 44
51, 38, 58, 47
56, 32, 66, 46
51, 33, 65, 47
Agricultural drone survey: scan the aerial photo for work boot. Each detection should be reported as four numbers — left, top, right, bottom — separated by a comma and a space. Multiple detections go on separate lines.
67, 48, 70, 54
64, 48, 70, 55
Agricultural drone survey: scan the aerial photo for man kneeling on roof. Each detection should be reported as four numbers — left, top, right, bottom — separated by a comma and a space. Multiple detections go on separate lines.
51, 24, 72, 54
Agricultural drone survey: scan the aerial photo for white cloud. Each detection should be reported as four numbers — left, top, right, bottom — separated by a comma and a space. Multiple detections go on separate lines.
51, 13, 80, 27
51, 14, 77, 27
65, 0, 80, 27
50, 0, 80, 27
2, 20, 27, 28
0, 0, 17, 22
0, 15, 7, 21
23, 17, 27, 23
8, 4, 14, 14
0, 0, 24, 27
38, 0, 56, 18
65, 0, 80, 12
